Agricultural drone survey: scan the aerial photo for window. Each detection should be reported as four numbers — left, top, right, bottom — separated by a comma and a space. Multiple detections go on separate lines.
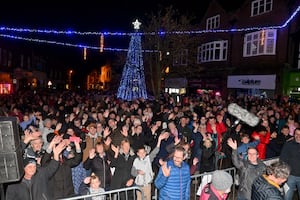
197, 40, 228, 63
298, 41, 300, 69
251, 0, 272, 16
206, 15, 220, 30
173, 49, 188, 66
243, 29, 276, 57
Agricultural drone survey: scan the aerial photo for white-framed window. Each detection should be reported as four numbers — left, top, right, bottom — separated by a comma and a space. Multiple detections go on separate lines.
197, 40, 228, 63
298, 41, 300, 69
206, 14, 220, 30
251, 0, 273, 16
173, 49, 188, 66
243, 29, 277, 57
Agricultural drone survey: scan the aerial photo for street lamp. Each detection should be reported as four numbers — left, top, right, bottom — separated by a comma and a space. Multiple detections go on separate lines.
48, 80, 52, 88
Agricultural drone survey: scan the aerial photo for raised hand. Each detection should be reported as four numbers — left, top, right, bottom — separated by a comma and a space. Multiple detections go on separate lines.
23, 128, 41, 144
161, 162, 171, 177
227, 138, 237, 150
83, 176, 91, 184
104, 136, 112, 146
193, 157, 199, 166
111, 144, 119, 158
103, 127, 111, 138
89, 148, 96, 159
52, 141, 66, 161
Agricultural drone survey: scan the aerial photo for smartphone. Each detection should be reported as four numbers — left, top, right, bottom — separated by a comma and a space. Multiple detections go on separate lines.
69, 136, 81, 143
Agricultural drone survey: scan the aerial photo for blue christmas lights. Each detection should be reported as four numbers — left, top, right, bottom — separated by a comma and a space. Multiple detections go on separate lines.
0, 33, 158, 52
117, 31, 148, 101
0, 5, 298, 51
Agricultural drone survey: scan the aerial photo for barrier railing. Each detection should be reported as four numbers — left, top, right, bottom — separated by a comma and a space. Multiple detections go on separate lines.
59, 186, 144, 200
59, 168, 237, 200
152, 167, 236, 200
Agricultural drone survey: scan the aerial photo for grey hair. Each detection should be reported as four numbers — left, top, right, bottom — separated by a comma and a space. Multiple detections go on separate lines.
266, 161, 291, 179
43, 118, 51, 126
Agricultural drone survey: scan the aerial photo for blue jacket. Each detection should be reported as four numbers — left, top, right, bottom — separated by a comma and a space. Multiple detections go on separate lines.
154, 159, 191, 200
237, 140, 259, 159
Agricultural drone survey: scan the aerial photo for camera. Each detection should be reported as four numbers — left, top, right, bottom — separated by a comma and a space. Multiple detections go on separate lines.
35, 150, 45, 158
69, 142, 75, 148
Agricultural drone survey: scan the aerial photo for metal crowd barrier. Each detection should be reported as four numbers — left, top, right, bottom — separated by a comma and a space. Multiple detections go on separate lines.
59, 186, 144, 200
152, 167, 237, 200
58, 159, 278, 200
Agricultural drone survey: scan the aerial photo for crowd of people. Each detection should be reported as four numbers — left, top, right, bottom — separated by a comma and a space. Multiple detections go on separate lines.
0, 89, 299, 200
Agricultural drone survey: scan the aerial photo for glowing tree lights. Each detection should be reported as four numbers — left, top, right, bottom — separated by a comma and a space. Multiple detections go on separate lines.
117, 19, 148, 101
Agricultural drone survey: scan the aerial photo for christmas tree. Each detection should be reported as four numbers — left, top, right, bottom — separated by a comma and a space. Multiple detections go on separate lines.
117, 19, 148, 101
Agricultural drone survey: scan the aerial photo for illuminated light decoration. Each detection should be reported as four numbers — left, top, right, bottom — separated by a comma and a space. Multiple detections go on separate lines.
117, 19, 148, 101
0, 83, 12, 94
132, 19, 142, 30
260, 30, 265, 46
0, 33, 158, 52
0, 5, 298, 36
100, 33, 104, 53
0, 5, 298, 51
83, 47, 87, 60
165, 66, 170, 74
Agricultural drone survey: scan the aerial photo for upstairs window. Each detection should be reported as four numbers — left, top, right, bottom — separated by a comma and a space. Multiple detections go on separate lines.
206, 14, 220, 30
243, 29, 277, 57
297, 41, 300, 69
173, 49, 188, 66
197, 40, 228, 63
251, 0, 272, 16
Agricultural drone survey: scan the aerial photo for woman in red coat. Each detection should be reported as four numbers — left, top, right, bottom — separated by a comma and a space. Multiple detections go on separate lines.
206, 114, 227, 152
251, 125, 270, 160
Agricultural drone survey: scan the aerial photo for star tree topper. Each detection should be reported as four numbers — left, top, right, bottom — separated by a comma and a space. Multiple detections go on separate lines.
132, 19, 141, 30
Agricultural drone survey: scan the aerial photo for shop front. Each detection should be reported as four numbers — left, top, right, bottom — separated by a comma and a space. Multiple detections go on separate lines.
0, 72, 13, 94
227, 74, 276, 98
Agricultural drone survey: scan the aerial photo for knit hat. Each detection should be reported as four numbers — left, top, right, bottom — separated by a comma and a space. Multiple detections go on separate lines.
23, 158, 37, 167
211, 170, 233, 191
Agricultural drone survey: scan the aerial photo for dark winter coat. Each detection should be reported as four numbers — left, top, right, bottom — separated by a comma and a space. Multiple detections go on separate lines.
251, 175, 284, 200
83, 153, 112, 190
42, 150, 82, 199
5, 159, 59, 200
110, 153, 136, 190
231, 149, 266, 200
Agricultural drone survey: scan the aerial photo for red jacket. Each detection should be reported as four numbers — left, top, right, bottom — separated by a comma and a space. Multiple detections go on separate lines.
251, 131, 271, 160
206, 122, 227, 151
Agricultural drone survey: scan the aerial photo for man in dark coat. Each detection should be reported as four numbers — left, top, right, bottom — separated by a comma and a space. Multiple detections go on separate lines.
42, 138, 82, 199
5, 138, 66, 200
110, 138, 136, 199
228, 138, 266, 200
251, 161, 290, 200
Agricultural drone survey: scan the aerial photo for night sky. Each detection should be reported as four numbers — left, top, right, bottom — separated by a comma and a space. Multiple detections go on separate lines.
0, 0, 216, 67
0, 0, 242, 76
0, 0, 211, 31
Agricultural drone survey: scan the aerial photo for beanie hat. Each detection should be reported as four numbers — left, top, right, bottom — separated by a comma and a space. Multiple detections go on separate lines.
211, 170, 233, 191
23, 158, 37, 167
